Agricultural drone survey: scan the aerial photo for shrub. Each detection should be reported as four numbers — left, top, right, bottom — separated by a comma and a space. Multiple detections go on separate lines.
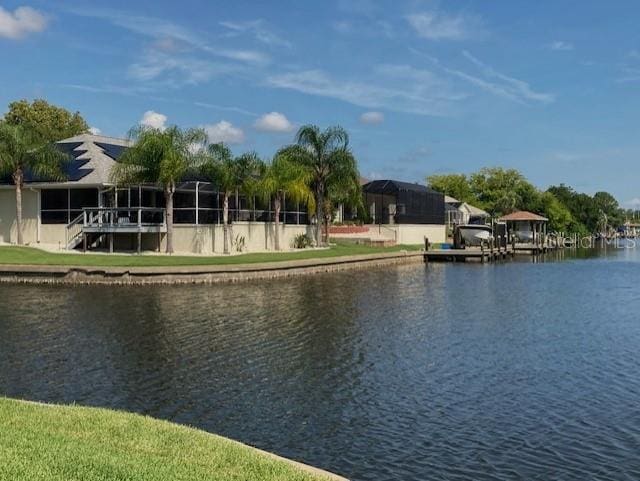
293, 233, 313, 249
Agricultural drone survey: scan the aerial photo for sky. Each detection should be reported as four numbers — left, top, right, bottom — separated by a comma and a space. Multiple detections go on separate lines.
1, 1, 640, 206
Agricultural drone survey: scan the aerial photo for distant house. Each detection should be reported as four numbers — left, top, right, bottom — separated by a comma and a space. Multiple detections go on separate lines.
444, 196, 490, 228
360, 180, 446, 244
363, 180, 444, 224
0, 133, 311, 253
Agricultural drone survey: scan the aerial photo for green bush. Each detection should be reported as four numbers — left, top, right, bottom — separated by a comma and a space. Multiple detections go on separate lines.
293, 233, 313, 249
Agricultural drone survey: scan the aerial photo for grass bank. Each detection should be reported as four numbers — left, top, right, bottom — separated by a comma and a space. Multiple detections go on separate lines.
0, 398, 340, 481
0, 243, 421, 267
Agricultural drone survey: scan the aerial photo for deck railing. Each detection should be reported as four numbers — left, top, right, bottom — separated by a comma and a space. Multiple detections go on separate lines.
65, 213, 85, 249
82, 207, 166, 228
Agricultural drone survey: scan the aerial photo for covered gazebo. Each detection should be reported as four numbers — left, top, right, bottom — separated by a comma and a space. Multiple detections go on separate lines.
498, 210, 549, 246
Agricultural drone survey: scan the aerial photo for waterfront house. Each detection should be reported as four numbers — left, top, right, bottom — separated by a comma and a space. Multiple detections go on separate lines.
360, 180, 446, 244
444, 196, 490, 228
0, 133, 311, 253
498, 210, 548, 244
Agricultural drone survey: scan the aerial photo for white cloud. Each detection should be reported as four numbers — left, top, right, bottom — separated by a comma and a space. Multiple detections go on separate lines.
140, 110, 167, 130
0, 6, 47, 39
406, 11, 483, 41
68, 7, 269, 65
128, 51, 236, 86
220, 19, 291, 48
360, 111, 384, 124
254, 112, 294, 132
550, 41, 574, 51
624, 198, 640, 209
449, 51, 555, 104
617, 51, 640, 83
204, 121, 245, 144
88, 127, 102, 135
267, 66, 466, 116
194, 102, 257, 117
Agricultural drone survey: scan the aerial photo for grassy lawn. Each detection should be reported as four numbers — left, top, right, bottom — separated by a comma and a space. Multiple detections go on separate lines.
0, 397, 337, 481
0, 243, 422, 267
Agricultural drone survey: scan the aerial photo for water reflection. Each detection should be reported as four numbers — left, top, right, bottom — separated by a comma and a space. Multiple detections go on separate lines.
2, 250, 640, 480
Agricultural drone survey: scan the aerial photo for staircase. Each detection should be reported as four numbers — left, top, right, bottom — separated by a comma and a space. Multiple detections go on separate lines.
64, 207, 167, 251
65, 213, 84, 249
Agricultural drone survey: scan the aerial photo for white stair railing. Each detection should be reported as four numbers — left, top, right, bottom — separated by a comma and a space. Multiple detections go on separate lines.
65, 213, 85, 249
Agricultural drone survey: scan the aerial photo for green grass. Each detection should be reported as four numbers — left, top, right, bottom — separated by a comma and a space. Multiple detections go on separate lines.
0, 397, 336, 481
0, 243, 421, 267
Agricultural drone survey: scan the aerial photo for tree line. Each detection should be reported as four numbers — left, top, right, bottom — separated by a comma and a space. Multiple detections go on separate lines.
0, 99, 361, 253
427, 168, 626, 235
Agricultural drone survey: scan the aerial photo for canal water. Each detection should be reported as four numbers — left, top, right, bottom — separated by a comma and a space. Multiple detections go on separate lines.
2, 248, 640, 480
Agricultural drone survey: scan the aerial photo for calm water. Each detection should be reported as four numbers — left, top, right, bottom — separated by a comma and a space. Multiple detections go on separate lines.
2, 248, 640, 480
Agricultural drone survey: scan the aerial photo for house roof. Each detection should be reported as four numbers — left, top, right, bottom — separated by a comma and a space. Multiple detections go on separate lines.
363, 179, 440, 195
498, 210, 548, 222
55, 134, 131, 185
0, 133, 131, 186
444, 196, 489, 217
460, 202, 490, 217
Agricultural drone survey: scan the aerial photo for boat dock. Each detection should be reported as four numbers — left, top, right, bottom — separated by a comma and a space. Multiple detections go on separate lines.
424, 245, 515, 263
423, 237, 564, 263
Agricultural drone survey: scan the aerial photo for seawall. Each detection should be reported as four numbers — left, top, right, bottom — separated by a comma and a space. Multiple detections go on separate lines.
0, 251, 425, 285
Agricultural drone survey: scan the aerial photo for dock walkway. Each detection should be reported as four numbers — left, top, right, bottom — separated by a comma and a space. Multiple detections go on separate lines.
424, 241, 562, 263
424, 246, 515, 263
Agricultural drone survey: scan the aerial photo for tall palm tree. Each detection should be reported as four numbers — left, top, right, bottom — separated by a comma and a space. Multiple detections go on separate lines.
111, 125, 207, 254
200, 143, 263, 254
281, 125, 361, 246
260, 151, 314, 251
0, 123, 68, 245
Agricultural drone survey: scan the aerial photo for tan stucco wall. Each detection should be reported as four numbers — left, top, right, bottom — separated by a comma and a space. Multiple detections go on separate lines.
393, 224, 446, 244
40, 225, 67, 247
64, 223, 313, 254
0, 189, 39, 245
360, 223, 446, 245
168, 223, 313, 254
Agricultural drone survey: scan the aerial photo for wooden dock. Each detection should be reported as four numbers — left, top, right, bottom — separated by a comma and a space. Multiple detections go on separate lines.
423, 240, 563, 263
424, 246, 515, 263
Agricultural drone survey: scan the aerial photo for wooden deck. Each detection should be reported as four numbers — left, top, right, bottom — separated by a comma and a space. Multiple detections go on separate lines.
424, 246, 515, 263
424, 242, 562, 263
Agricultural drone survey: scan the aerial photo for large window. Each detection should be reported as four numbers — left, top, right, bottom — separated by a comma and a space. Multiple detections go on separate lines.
70, 189, 98, 221
41, 188, 98, 224
174, 186, 196, 224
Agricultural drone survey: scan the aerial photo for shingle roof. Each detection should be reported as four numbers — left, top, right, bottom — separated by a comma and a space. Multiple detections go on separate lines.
498, 210, 548, 222
54, 133, 131, 185
460, 202, 490, 217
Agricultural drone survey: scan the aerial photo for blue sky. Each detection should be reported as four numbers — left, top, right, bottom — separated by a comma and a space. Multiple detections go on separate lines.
2, 1, 640, 205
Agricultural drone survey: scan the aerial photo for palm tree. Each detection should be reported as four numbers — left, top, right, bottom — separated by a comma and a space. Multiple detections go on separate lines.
111, 125, 206, 254
200, 143, 264, 254
0, 123, 68, 245
281, 125, 361, 246
260, 151, 314, 251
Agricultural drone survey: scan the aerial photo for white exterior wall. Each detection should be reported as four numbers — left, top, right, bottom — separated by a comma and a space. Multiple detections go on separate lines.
362, 223, 446, 245
0, 189, 39, 245
393, 224, 446, 244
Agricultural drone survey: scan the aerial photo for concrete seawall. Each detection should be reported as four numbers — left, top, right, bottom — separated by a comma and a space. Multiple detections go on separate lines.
0, 251, 425, 285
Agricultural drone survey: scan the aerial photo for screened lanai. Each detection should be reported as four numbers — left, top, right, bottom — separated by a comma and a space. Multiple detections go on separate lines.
363, 180, 445, 225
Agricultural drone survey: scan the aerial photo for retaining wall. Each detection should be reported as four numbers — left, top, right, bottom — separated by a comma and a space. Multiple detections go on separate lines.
0, 251, 425, 285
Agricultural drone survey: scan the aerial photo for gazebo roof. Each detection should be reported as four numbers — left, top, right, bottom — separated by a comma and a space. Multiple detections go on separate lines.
498, 210, 548, 222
